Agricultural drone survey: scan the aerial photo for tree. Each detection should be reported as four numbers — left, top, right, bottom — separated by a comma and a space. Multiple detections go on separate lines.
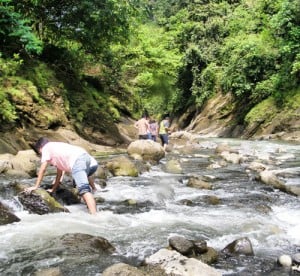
0, 0, 42, 55
12, 0, 134, 54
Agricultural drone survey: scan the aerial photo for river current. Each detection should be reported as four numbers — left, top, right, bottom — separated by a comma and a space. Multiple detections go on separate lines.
0, 138, 299, 275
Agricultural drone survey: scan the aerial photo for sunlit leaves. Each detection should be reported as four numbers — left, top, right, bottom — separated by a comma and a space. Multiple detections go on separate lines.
0, 0, 42, 54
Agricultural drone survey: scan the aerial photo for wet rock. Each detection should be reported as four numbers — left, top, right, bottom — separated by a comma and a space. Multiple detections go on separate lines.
106, 156, 138, 177
94, 166, 109, 179
101, 200, 153, 214
168, 235, 194, 255
292, 253, 300, 265
145, 248, 221, 276
215, 143, 232, 154
222, 237, 254, 256
278, 254, 292, 267
203, 195, 221, 205
127, 140, 165, 163
95, 196, 105, 203
193, 239, 208, 254
292, 265, 300, 273
207, 160, 227, 169
124, 198, 137, 205
174, 143, 200, 155
164, 159, 182, 174
10, 150, 39, 177
247, 161, 267, 172
220, 151, 242, 164
254, 204, 272, 214
102, 262, 168, 276
196, 247, 219, 264
53, 187, 81, 205
0, 154, 13, 173
259, 170, 294, 195
102, 263, 147, 276
4, 169, 31, 178
59, 233, 115, 255
34, 267, 62, 276
187, 176, 212, 190
17, 187, 69, 215
179, 199, 193, 206
0, 201, 20, 225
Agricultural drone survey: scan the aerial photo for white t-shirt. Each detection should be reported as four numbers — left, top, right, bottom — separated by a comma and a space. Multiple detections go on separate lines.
41, 142, 87, 172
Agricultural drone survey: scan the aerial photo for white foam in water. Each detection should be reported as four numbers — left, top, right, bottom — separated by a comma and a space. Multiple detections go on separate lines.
1, 138, 299, 274
272, 206, 300, 245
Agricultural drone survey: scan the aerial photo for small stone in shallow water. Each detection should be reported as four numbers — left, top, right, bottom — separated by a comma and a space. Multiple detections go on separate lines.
278, 254, 292, 267
292, 265, 300, 272
292, 253, 300, 265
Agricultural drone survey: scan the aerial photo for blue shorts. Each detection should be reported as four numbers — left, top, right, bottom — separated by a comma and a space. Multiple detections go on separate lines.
72, 153, 98, 195
159, 134, 169, 146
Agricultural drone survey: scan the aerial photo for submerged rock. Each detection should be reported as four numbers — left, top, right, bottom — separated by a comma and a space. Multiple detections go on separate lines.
222, 237, 254, 256
187, 176, 212, 190
0, 201, 20, 225
164, 159, 182, 174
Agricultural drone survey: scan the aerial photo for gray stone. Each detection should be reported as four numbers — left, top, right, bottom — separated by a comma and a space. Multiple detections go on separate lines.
145, 248, 221, 276
169, 235, 194, 255
222, 237, 254, 256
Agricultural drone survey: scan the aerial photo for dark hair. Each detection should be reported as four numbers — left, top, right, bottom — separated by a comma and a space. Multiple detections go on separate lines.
33, 137, 49, 154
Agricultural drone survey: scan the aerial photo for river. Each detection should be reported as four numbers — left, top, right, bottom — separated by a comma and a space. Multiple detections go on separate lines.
0, 138, 299, 275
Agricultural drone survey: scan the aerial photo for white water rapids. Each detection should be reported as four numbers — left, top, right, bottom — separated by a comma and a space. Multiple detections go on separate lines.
0, 138, 299, 275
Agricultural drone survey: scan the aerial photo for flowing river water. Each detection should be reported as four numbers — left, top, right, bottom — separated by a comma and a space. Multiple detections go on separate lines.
0, 138, 299, 275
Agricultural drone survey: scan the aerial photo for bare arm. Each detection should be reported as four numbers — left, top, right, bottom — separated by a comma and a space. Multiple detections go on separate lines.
48, 169, 63, 193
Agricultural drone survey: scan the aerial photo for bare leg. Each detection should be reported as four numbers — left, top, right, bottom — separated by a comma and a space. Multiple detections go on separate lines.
82, 192, 97, 214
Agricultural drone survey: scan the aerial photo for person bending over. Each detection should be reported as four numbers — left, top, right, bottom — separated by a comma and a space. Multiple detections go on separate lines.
25, 137, 98, 214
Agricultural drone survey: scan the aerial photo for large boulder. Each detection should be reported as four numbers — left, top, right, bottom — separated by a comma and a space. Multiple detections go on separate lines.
127, 140, 165, 163
10, 150, 39, 177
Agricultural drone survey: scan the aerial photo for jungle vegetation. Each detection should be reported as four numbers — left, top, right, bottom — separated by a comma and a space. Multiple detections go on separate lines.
0, 0, 299, 129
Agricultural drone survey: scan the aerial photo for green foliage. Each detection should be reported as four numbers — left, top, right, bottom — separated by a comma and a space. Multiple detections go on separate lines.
0, 0, 42, 55
13, 0, 134, 54
111, 23, 182, 116
0, 53, 23, 76
173, 0, 299, 115
0, 92, 17, 122
245, 97, 277, 125
220, 33, 278, 101
1, 0, 299, 132
269, 0, 300, 100
245, 88, 300, 125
